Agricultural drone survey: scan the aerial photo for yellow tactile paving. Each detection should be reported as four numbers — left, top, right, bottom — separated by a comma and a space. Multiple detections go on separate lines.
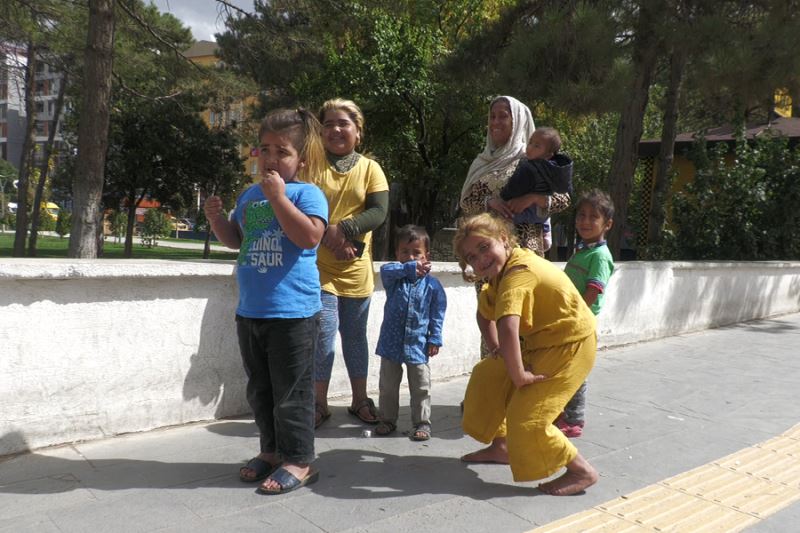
530, 424, 800, 533
756, 435, 800, 457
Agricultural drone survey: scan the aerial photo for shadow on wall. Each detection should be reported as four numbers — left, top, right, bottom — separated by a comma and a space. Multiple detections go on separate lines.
181, 284, 249, 420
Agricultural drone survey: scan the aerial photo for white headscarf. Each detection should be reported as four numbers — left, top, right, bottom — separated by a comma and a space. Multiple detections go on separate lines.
459, 96, 535, 204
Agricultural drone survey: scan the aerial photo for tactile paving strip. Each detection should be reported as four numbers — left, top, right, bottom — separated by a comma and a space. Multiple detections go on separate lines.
531, 424, 800, 532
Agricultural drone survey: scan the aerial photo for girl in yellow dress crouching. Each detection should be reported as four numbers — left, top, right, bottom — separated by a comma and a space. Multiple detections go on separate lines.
454, 213, 598, 496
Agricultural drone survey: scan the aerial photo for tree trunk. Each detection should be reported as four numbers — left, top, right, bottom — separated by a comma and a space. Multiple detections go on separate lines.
29, 70, 68, 256
68, 0, 115, 258
12, 42, 37, 257
647, 47, 686, 249
606, 4, 663, 259
124, 196, 137, 258
203, 231, 211, 259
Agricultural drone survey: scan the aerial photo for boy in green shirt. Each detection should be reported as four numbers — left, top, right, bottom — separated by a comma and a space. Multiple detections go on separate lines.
558, 189, 615, 438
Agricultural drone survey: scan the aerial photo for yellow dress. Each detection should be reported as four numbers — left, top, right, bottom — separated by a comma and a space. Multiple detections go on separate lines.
462, 247, 596, 481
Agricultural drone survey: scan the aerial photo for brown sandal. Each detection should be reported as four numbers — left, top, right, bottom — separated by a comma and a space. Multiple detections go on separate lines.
347, 398, 379, 424
375, 421, 396, 436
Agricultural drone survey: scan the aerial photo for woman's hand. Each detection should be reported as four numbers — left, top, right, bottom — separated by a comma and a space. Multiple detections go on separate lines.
322, 223, 348, 250
333, 243, 358, 261
506, 193, 546, 215
487, 197, 514, 219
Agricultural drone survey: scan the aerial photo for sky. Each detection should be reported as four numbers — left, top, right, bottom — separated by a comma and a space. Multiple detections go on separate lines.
148, 0, 254, 42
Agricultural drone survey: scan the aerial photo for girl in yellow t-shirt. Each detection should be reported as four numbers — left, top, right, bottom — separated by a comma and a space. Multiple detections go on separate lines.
453, 213, 598, 496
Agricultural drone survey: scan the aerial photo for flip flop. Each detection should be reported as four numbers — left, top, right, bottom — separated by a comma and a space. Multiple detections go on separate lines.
239, 457, 280, 482
257, 467, 320, 495
410, 423, 431, 441
347, 398, 379, 424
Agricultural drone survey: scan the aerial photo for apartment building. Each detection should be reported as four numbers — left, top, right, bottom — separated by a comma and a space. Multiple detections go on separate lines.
0, 42, 67, 173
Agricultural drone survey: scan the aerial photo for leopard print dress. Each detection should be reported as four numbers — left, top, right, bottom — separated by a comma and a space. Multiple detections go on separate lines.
460, 160, 570, 257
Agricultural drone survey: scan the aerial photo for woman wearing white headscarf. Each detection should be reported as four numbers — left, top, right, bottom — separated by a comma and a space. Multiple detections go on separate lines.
460, 96, 569, 256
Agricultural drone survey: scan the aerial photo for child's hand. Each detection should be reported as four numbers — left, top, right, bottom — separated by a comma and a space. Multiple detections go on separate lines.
203, 195, 225, 222
427, 344, 439, 357
514, 362, 548, 388
260, 170, 285, 201
514, 370, 549, 388
416, 260, 432, 277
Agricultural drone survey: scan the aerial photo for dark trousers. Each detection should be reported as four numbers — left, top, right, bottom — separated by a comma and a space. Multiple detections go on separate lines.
236, 313, 319, 464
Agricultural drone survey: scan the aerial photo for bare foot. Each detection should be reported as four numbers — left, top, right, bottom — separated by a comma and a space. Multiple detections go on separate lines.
538, 455, 598, 496
461, 438, 509, 464
259, 463, 310, 492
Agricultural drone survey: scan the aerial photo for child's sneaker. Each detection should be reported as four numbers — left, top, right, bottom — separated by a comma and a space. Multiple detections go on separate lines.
555, 415, 584, 438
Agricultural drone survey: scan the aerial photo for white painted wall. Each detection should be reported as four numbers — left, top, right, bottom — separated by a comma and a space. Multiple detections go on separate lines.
1, 258, 799, 456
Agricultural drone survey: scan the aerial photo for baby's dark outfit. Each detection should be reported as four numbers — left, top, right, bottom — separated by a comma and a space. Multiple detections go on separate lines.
500, 153, 573, 225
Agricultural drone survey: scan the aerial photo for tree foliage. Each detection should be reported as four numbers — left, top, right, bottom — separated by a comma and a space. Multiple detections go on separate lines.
216, 0, 514, 244
102, 95, 244, 257
669, 135, 800, 260
140, 208, 171, 247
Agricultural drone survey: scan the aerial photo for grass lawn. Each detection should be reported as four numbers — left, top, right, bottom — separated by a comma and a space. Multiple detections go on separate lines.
0, 233, 237, 260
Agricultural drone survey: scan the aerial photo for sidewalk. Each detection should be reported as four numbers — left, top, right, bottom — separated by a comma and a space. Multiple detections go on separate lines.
1, 314, 799, 532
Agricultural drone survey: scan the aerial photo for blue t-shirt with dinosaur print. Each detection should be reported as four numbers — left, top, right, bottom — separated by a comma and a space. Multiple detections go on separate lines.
232, 181, 328, 319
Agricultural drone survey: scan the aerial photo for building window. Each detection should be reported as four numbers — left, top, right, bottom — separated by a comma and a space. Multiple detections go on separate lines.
0, 103, 6, 120
34, 120, 48, 136
35, 101, 45, 114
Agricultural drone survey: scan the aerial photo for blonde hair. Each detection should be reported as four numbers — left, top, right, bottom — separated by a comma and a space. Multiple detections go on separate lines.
452, 213, 518, 281
318, 98, 365, 146
258, 108, 326, 182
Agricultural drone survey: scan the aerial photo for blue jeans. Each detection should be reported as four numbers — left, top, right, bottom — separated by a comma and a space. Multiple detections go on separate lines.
315, 291, 371, 381
236, 314, 319, 464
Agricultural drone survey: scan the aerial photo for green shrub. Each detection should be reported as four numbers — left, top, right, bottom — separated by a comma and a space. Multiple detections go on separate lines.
55, 209, 71, 238
38, 207, 57, 232
141, 209, 172, 247
2, 212, 15, 229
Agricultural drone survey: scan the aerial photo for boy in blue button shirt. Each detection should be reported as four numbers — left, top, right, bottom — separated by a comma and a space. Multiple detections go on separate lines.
375, 225, 447, 441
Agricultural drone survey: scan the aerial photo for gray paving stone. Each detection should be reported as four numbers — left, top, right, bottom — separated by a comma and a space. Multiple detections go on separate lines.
1, 313, 798, 532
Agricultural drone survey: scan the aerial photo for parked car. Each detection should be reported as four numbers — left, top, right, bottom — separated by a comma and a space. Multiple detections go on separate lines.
174, 218, 193, 232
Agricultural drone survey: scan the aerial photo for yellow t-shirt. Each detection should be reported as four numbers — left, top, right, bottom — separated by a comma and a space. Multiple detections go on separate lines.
478, 247, 595, 349
313, 156, 389, 297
